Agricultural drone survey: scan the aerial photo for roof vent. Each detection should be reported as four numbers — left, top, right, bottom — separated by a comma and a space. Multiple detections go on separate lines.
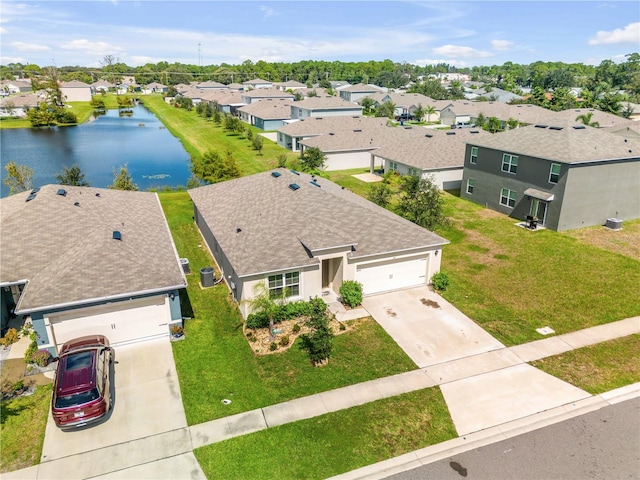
353, 129, 362, 132
57, 189, 67, 196
573, 125, 586, 130
236, 228, 242, 233
310, 181, 321, 188
31, 187, 40, 194
271, 171, 282, 178
95, 192, 101, 197
290, 169, 300, 175
470, 130, 479, 134
316, 117, 323, 120
425, 134, 433, 138
329, 132, 335, 135
446, 131, 456, 135
112, 231, 122, 241
74, 201, 80, 207
26, 193, 37, 202
549, 126, 563, 131
289, 183, 300, 191
404, 126, 412, 129
534, 124, 548, 129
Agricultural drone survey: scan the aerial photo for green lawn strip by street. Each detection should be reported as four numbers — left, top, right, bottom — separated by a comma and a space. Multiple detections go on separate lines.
194, 387, 456, 480
531, 334, 640, 394
141, 95, 292, 175
0, 384, 52, 473
159, 192, 416, 425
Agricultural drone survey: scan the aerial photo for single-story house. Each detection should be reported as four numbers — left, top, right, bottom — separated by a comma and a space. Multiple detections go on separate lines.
460, 123, 640, 231
237, 98, 293, 130
1, 79, 33, 95
276, 116, 388, 152
241, 88, 295, 105
0, 185, 187, 353
553, 108, 635, 130
0, 93, 41, 117
274, 80, 307, 91
90, 80, 114, 94
142, 82, 168, 94
243, 78, 273, 90
339, 83, 384, 103
59, 80, 92, 102
196, 80, 228, 90
189, 171, 448, 318
290, 96, 363, 119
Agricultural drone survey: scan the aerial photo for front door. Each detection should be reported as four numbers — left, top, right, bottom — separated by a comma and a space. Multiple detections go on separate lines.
530, 199, 548, 226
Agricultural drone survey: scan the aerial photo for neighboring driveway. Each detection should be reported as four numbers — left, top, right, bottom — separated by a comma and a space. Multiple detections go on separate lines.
38, 337, 197, 478
362, 286, 505, 368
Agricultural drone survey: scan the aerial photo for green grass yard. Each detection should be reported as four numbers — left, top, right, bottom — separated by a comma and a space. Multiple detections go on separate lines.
194, 387, 456, 480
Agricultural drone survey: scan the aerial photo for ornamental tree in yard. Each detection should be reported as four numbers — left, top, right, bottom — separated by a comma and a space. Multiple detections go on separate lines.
299, 301, 334, 366
396, 174, 448, 230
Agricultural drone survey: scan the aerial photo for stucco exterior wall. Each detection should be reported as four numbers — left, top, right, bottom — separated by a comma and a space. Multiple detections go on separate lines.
61, 87, 92, 102
325, 151, 372, 171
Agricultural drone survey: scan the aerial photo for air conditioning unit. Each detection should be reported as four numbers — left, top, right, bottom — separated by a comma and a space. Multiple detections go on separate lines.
605, 218, 623, 230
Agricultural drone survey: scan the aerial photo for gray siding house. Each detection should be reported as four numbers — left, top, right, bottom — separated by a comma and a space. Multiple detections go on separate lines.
460, 124, 640, 231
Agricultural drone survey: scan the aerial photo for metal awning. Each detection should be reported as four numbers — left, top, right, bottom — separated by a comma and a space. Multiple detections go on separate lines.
524, 188, 554, 202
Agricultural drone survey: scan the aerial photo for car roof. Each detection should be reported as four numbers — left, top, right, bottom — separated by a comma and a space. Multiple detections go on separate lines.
59, 334, 109, 355
56, 348, 98, 395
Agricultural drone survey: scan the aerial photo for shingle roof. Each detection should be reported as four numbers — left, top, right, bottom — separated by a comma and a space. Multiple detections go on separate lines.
0, 93, 41, 108
60, 80, 91, 88
0, 185, 186, 313
242, 89, 295, 99
277, 116, 387, 137
244, 78, 272, 85
189, 171, 448, 277
292, 96, 363, 110
469, 124, 640, 164
238, 98, 292, 119
341, 83, 384, 93
553, 108, 634, 129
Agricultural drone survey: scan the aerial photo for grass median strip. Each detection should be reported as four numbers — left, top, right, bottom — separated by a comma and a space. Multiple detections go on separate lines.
194, 386, 456, 480
0, 384, 52, 473
531, 334, 640, 394
159, 191, 417, 425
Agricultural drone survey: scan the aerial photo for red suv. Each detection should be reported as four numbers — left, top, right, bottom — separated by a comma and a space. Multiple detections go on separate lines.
51, 335, 113, 429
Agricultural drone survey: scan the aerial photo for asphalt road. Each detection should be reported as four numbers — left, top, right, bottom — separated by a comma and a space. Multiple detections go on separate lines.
386, 397, 640, 480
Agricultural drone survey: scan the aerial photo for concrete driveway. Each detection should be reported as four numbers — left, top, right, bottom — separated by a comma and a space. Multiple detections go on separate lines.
362, 286, 505, 368
40, 338, 190, 471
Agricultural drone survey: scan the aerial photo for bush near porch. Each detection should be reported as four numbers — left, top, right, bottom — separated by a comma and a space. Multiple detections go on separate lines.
159, 191, 417, 425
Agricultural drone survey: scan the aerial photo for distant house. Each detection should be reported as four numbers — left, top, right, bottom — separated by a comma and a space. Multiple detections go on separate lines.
0, 186, 187, 353
339, 83, 384, 103
238, 98, 293, 130
195, 81, 228, 90
460, 124, 640, 231
241, 88, 295, 105
290, 96, 363, 119
274, 80, 307, 91
59, 80, 92, 102
1, 79, 33, 95
142, 82, 168, 94
362, 92, 444, 119
189, 171, 448, 318
0, 93, 41, 117
90, 80, 114, 94
243, 78, 273, 90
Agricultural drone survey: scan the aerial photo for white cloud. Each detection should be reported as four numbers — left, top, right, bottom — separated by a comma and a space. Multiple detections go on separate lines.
588, 22, 640, 45
59, 39, 124, 57
432, 44, 493, 58
260, 5, 279, 18
491, 39, 514, 51
10, 41, 50, 52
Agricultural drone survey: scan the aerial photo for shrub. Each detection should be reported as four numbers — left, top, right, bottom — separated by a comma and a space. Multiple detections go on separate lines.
0, 328, 19, 347
277, 153, 288, 168
431, 271, 450, 291
24, 333, 38, 363
279, 336, 290, 347
340, 280, 363, 308
299, 309, 334, 365
31, 349, 52, 367
171, 325, 184, 336
12, 380, 24, 392
292, 324, 301, 334
246, 311, 270, 329
269, 342, 278, 351
339, 322, 346, 331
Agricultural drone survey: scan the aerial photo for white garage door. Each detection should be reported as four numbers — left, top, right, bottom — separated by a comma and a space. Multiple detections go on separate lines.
355, 256, 428, 295
49, 296, 170, 351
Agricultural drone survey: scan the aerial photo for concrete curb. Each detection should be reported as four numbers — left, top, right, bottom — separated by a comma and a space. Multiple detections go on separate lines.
328, 383, 640, 480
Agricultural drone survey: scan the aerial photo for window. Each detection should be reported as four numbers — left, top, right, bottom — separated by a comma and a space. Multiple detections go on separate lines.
500, 188, 516, 208
501, 154, 518, 174
549, 163, 561, 184
268, 271, 300, 297
469, 146, 478, 164
466, 178, 474, 194
389, 161, 398, 171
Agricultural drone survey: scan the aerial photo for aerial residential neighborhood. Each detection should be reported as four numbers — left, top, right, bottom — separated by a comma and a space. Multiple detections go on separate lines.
0, 1, 639, 479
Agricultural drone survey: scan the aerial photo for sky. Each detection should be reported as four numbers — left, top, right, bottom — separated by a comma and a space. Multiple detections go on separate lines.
0, 1, 638, 69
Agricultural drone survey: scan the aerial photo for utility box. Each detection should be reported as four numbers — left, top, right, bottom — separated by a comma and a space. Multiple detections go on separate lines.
605, 218, 623, 230
180, 258, 190, 274
200, 267, 215, 287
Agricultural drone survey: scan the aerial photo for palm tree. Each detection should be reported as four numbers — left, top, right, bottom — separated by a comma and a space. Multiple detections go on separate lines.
424, 105, 436, 123
245, 281, 286, 341
575, 112, 600, 128
413, 103, 426, 122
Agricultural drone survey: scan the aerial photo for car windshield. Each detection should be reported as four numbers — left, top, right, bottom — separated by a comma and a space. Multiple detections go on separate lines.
54, 388, 100, 408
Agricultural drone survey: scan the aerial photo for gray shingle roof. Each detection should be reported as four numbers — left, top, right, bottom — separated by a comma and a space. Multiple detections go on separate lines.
0, 185, 186, 313
189, 171, 448, 277
277, 116, 387, 137
469, 124, 640, 164
292, 97, 362, 110
341, 83, 384, 93
238, 98, 292, 119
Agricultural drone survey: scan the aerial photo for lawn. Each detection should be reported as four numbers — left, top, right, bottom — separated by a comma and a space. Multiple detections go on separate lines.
432, 192, 640, 345
532, 334, 640, 394
141, 95, 295, 175
159, 191, 417, 425
194, 387, 456, 480
0, 384, 52, 473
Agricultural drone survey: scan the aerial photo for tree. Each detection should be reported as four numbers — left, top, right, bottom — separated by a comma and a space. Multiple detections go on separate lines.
424, 105, 436, 123
224, 115, 243, 135
3, 161, 33, 195
486, 116, 502, 133
299, 299, 334, 365
376, 100, 396, 119
300, 147, 326, 172
277, 153, 288, 168
245, 126, 254, 143
506, 118, 519, 130
109, 164, 138, 190
396, 174, 448, 230
191, 150, 240, 184
252, 134, 264, 154
56, 164, 90, 186
360, 97, 375, 114
245, 281, 286, 341
575, 112, 599, 128
26, 103, 57, 127
413, 104, 426, 123
368, 181, 393, 208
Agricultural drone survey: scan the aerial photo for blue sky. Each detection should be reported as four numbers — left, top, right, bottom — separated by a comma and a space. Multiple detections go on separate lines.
1, 1, 638, 68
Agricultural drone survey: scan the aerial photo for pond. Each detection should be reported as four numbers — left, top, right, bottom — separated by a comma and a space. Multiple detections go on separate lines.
0, 105, 192, 197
